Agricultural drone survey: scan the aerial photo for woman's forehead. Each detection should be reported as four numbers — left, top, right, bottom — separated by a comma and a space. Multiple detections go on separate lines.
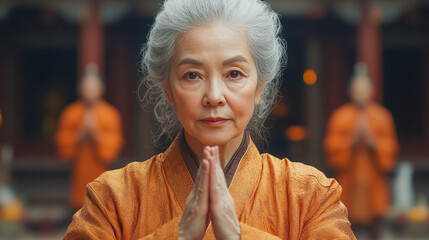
173, 24, 254, 64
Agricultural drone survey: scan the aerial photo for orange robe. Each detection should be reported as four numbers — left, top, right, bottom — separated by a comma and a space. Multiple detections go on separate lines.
64, 135, 356, 239
55, 100, 123, 209
324, 102, 398, 224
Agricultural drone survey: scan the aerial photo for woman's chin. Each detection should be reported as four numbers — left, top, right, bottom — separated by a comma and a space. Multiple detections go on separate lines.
197, 136, 230, 147
189, 131, 242, 147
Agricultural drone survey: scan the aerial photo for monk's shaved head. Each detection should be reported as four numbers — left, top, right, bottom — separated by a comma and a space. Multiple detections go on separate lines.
79, 63, 103, 84
349, 62, 373, 108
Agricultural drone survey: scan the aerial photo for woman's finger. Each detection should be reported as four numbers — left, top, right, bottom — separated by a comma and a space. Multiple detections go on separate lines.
197, 148, 210, 206
209, 146, 228, 204
214, 146, 227, 187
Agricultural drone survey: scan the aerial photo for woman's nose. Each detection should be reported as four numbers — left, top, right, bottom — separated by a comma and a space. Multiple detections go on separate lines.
203, 77, 226, 107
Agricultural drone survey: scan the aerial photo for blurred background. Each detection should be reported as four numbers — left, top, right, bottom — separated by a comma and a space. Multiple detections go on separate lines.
0, 0, 428, 239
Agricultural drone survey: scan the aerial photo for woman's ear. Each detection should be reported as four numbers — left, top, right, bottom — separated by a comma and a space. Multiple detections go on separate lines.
163, 84, 175, 105
254, 83, 265, 106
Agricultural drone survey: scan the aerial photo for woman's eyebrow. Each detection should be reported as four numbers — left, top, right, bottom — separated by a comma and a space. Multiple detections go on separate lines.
177, 56, 249, 67
223, 55, 249, 65
177, 58, 203, 66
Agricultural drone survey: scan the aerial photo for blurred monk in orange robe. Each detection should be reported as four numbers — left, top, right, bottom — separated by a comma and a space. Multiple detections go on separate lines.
55, 65, 123, 210
324, 63, 398, 240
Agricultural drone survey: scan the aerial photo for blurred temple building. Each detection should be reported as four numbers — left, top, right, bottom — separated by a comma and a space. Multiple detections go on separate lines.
0, 0, 428, 237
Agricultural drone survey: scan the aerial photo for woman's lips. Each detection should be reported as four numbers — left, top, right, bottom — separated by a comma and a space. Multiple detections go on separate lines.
200, 118, 228, 126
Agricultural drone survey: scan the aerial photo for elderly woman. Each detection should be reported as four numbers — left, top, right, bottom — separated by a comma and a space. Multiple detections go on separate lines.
64, 0, 356, 239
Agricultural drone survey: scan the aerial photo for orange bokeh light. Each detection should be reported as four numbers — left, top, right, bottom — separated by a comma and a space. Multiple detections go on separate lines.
285, 126, 307, 142
303, 69, 317, 85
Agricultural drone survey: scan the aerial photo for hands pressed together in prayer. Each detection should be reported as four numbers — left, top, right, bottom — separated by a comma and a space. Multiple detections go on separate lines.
77, 110, 99, 142
179, 146, 241, 240
352, 114, 375, 149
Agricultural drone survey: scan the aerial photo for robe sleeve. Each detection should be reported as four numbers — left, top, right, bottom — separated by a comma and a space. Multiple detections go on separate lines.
94, 108, 124, 164
64, 184, 180, 240
238, 184, 355, 239
63, 185, 120, 239
240, 223, 281, 239
137, 218, 180, 240
238, 176, 355, 239
300, 182, 356, 240
324, 111, 354, 171
55, 108, 80, 161
371, 111, 398, 173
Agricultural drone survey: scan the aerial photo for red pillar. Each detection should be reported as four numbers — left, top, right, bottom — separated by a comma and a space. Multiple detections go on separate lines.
109, 33, 134, 156
78, 0, 104, 78
323, 36, 349, 122
357, 0, 383, 103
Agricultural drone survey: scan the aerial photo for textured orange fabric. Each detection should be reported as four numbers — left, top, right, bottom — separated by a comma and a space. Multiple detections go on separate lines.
64, 136, 355, 239
56, 101, 123, 209
324, 103, 398, 224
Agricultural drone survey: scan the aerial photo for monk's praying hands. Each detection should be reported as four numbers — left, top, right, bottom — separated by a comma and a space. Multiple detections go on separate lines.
179, 146, 240, 240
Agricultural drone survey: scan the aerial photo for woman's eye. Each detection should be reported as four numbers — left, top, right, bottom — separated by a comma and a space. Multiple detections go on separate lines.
185, 72, 199, 80
228, 71, 242, 79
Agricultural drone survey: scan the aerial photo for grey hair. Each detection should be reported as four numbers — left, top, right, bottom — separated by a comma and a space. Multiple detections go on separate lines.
139, 0, 286, 146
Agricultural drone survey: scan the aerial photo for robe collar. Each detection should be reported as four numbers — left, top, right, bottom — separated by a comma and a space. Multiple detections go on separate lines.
178, 130, 250, 188
161, 131, 262, 217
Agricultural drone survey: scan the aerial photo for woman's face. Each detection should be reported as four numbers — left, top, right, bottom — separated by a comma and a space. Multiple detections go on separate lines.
166, 24, 263, 146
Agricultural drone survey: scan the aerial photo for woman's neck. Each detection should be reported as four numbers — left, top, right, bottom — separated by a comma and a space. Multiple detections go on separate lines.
184, 131, 244, 169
